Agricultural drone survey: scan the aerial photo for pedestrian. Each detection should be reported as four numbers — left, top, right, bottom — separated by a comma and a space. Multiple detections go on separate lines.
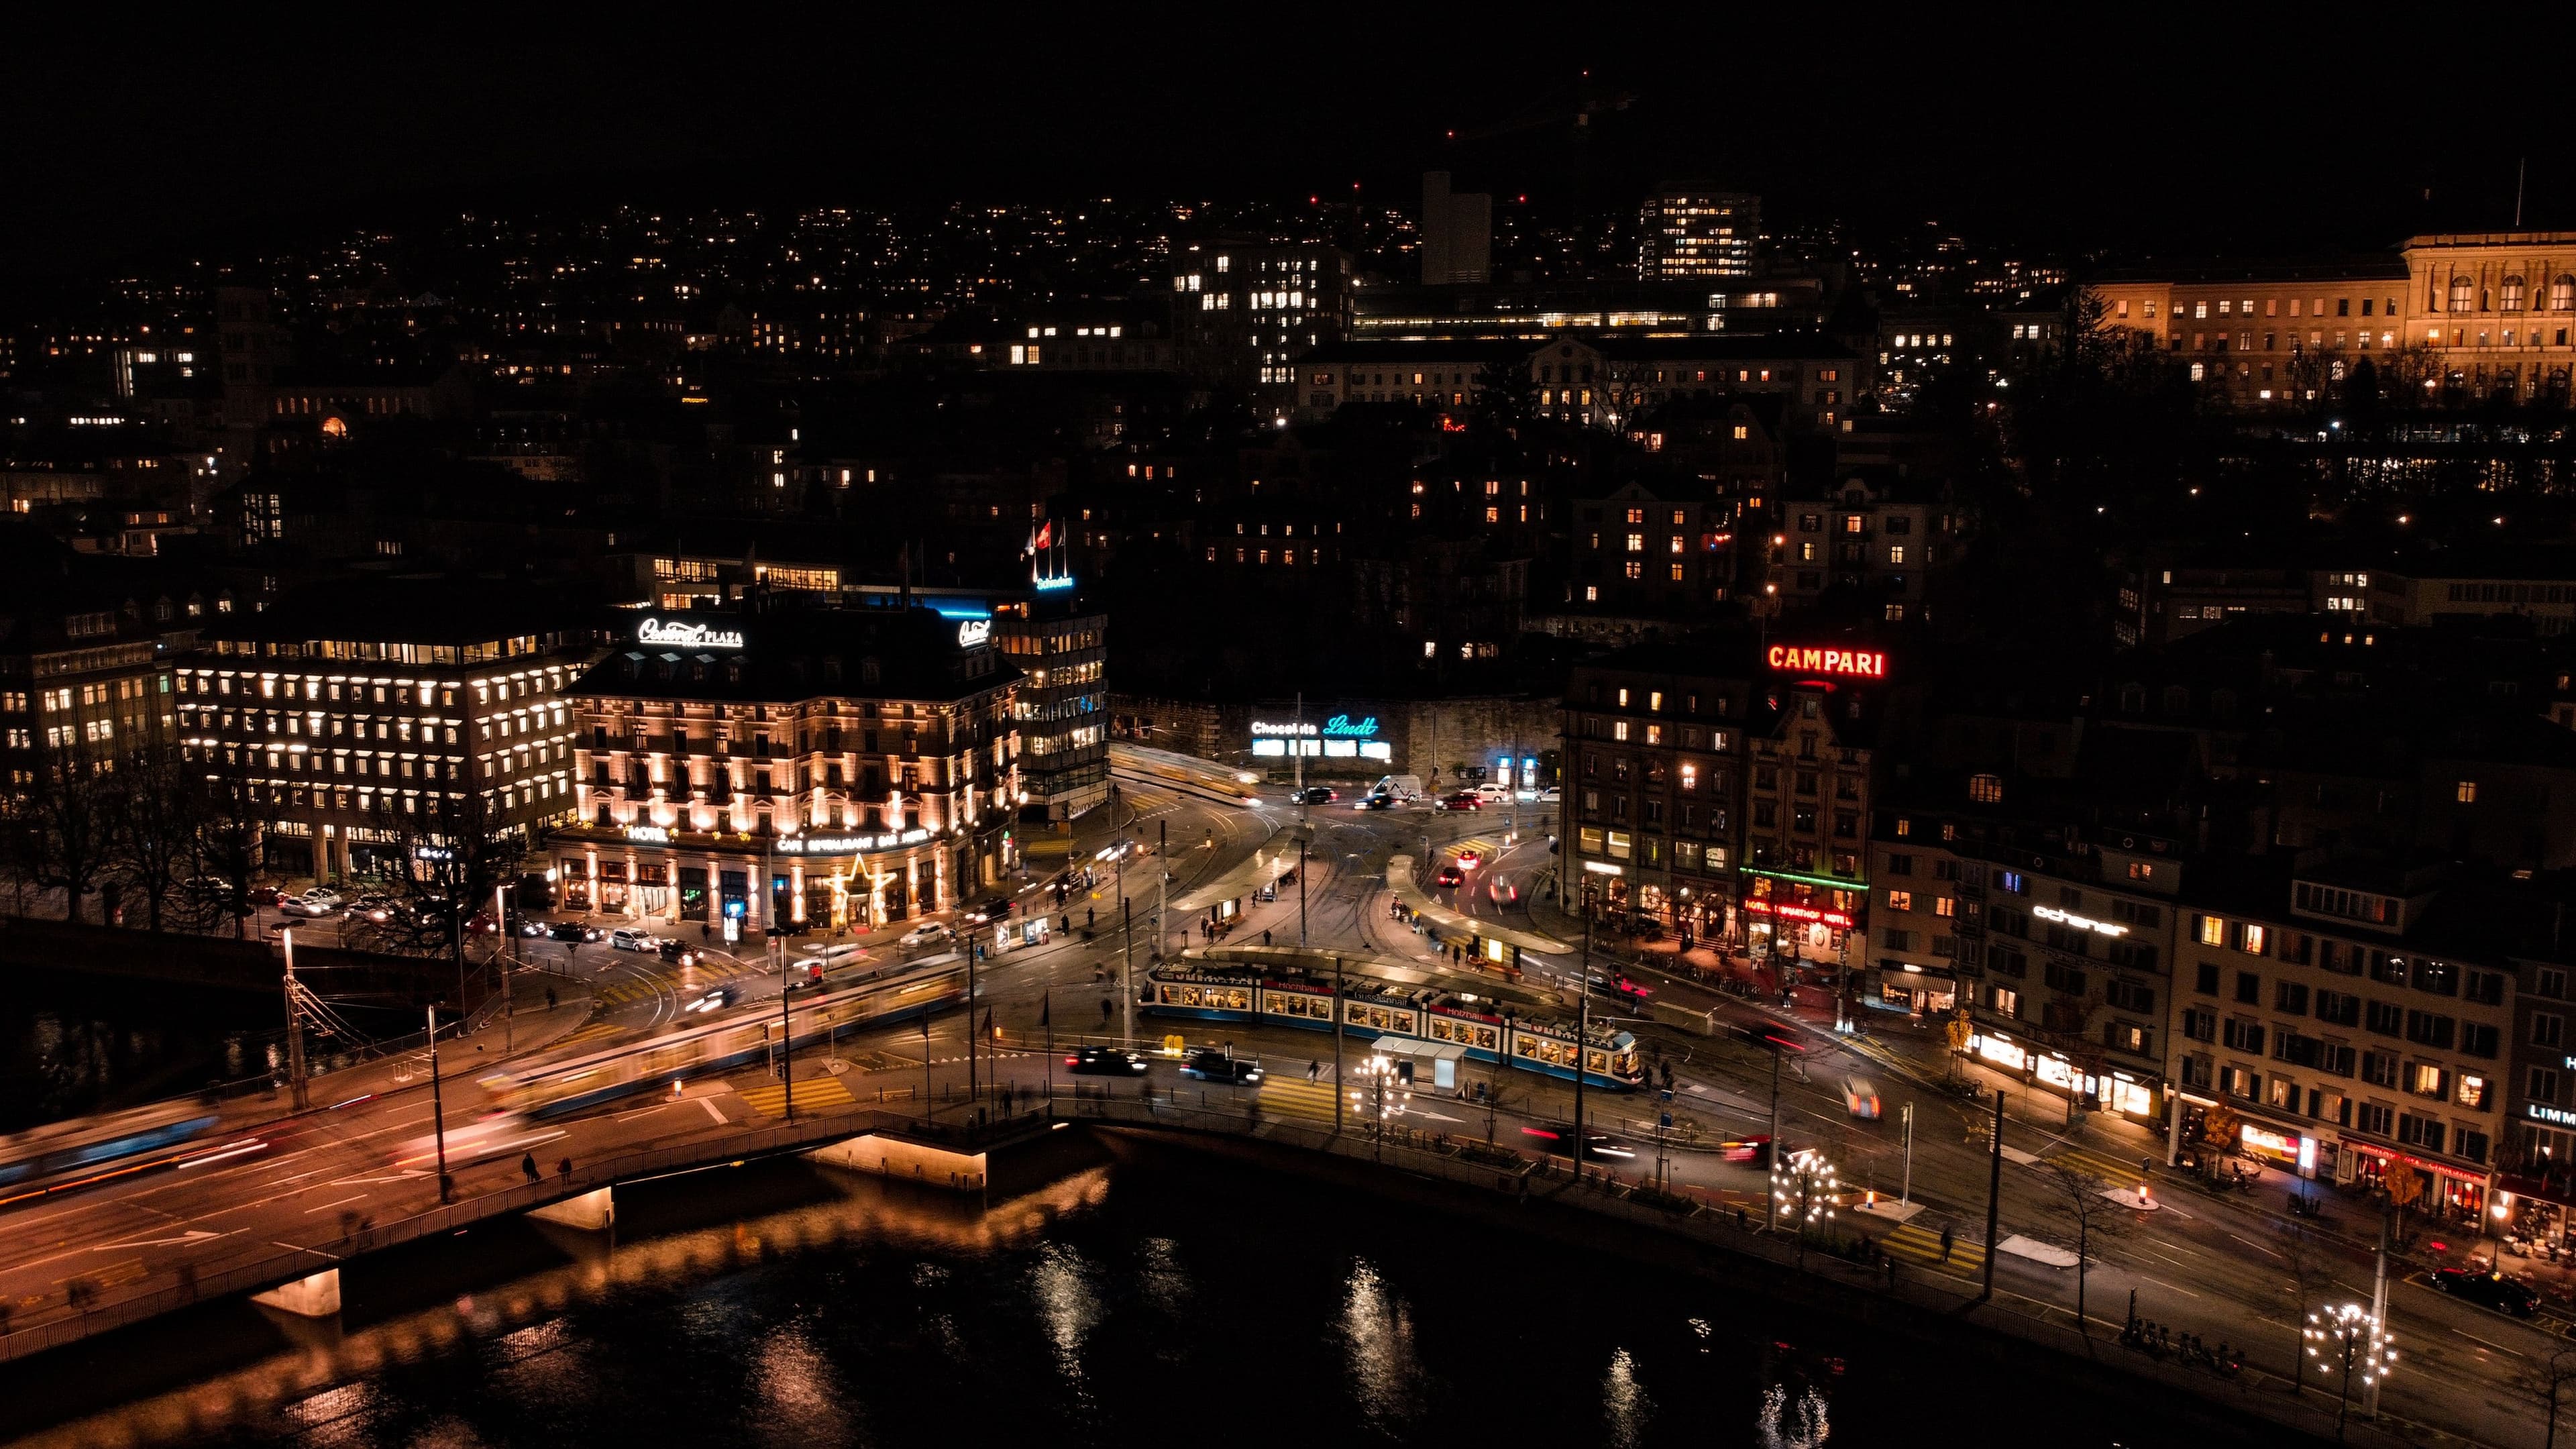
519, 1152, 538, 1183
1308, 1059, 1320, 1081
1099, 998, 1112, 1026
545, 986, 559, 1010
557, 1157, 572, 1184
1939, 1226, 1954, 1263
1086, 907, 1095, 929
1261, 929, 1271, 946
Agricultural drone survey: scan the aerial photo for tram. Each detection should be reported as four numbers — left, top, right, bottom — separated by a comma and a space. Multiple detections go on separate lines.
1108, 744, 1263, 808
0, 1102, 223, 1210
1138, 961, 1644, 1091
482, 963, 968, 1118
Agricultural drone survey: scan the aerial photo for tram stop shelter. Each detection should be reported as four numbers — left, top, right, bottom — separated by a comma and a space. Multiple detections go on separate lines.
1360, 1034, 1468, 1092
1172, 826, 1305, 930
1387, 855, 1573, 973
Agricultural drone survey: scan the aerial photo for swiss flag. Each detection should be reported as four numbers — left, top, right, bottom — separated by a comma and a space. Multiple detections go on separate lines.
1035, 521, 1053, 551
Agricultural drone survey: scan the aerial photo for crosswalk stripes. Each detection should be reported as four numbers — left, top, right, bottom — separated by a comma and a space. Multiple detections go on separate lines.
1252, 1077, 1346, 1125
557, 1021, 621, 1049
735, 1073, 857, 1118
2042, 1145, 2147, 1191
1879, 1220, 1985, 1270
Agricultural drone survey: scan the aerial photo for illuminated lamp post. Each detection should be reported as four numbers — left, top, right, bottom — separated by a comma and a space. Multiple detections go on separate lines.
2306, 1303, 2393, 1442
1772, 1146, 1837, 1268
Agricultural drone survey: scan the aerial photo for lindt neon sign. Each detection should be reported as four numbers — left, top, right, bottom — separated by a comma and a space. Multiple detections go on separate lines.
1766, 645, 1887, 679
638, 617, 745, 649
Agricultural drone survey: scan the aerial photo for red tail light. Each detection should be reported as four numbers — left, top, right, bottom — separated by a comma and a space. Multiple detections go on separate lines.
1065, 1055, 1080, 1065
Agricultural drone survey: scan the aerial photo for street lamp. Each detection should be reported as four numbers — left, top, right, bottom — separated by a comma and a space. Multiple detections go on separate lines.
1772, 1146, 1837, 1267
2306, 1303, 2394, 1442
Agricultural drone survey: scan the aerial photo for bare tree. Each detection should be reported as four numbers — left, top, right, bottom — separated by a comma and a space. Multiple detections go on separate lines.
9, 749, 112, 922
195, 775, 268, 941
2273, 1218, 2335, 1397
2041, 1161, 2124, 1336
355, 792, 528, 1003
104, 745, 209, 932
2512, 1347, 2576, 1449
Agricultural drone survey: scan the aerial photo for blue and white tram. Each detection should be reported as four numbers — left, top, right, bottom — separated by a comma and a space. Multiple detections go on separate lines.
484, 964, 967, 1118
1140, 963, 1644, 1091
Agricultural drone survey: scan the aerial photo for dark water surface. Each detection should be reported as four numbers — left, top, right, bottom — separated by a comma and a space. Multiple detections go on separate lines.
0, 972, 284, 1132
18, 1146, 2255, 1448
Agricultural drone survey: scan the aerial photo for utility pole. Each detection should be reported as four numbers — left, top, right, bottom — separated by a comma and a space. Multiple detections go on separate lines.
494, 883, 515, 1054
1115, 784, 1132, 1046
428, 1004, 450, 1203
1978, 1086, 2004, 1305
1332, 951, 1346, 1132
1157, 819, 1167, 957
2367, 1201, 2391, 1419
1570, 984, 1589, 1183
1900, 1101, 1915, 1205
1297, 831, 1309, 948
1766, 1034, 1782, 1230
281, 927, 309, 1110
965, 926, 978, 1108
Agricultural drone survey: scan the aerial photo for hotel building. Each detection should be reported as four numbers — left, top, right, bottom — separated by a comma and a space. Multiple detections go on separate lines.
555, 602, 1018, 932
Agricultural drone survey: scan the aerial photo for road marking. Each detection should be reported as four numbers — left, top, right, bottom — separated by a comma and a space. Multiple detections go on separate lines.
699, 1097, 727, 1125
2137, 1274, 2200, 1297
2455, 1328, 2525, 1356
2227, 1231, 2282, 1258
93, 1230, 221, 1251
301, 1195, 369, 1215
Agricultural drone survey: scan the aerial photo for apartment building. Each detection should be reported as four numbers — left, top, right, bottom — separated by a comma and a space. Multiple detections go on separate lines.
1560, 650, 1754, 942
2170, 863, 2510, 1215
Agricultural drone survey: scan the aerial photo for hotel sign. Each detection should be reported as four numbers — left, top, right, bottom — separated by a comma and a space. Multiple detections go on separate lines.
1766, 645, 1887, 679
776, 828, 934, 854
955, 619, 993, 647
639, 617, 745, 649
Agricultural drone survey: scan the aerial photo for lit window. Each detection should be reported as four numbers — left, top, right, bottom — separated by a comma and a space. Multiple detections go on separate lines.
2199, 916, 2226, 947
2457, 780, 2478, 803
2240, 924, 2267, 956
1626, 533, 1646, 553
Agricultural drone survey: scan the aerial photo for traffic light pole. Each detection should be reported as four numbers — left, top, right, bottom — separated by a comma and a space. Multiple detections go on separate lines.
1979, 1085, 2004, 1305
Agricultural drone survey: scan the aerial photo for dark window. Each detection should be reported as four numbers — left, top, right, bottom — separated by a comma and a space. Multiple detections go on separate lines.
2235, 971, 2261, 1004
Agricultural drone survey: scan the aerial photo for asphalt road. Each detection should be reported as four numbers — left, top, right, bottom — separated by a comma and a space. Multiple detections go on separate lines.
3, 782, 2563, 1444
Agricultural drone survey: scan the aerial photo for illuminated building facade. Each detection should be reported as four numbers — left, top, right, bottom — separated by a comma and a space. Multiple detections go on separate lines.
559, 603, 1018, 932
1637, 186, 1760, 281
178, 580, 604, 879
1170, 240, 1354, 417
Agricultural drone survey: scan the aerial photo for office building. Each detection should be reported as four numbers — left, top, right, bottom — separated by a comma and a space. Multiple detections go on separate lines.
1419, 172, 1492, 286
1638, 186, 1760, 282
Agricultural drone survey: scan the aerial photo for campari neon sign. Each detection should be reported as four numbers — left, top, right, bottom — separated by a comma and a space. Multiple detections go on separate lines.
1766, 645, 1888, 679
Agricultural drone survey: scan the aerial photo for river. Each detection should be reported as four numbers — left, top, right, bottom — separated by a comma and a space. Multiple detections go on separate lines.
9, 1144, 2262, 1448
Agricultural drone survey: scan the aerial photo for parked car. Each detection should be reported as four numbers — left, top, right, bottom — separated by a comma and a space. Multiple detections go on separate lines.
246, 885, 283, 908
1433, 792, 1482, 812
1432, 863, 1466, 888
1179, 1049, 1263, 1084
1291, 787, 1338, 805
301, 887, 347, 909
351, 893, 397, 925
2430, 1267, 2540, 1317
608, 927, 660, 953
548, 920, 603, 943
1065, 1046, 1149, 1076
898, 922, 954, 949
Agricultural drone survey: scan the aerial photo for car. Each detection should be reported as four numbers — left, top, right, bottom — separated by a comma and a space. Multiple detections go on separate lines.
1292, 786, 1338, 805
1359, 793, 1397, 811
278, 894, 339, 918
548, 920, 603, 943
1521, 1126, 1638, 1162
2430, 1267, 2540, 1317
682, 985, 738, 1014
1487, 877, 1521, 905
1453, 848, 1482, 869
1536, 787, 1562, 804
1433, 792, 1481, 812
1065, 1046, 1150, 1076
608, 927, 660, 953
1843, 1077, 1882, 1120
351, 892, 398, 924
1432, 863, 1466, 888
657, 939, 702, 968
967, 896, 1013, 924
301, 888, 347, 909
1472, 783, 1511, 802
899, 922, 954, 949
515, 916, 547, 937
466, 910, 505, 936
785, 957, 826, 987
1178, 1049, 1263, 1084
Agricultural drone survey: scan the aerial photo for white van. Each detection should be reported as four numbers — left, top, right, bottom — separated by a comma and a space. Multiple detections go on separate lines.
1472, 782, 1511, 802
1373, 774, 1424, 800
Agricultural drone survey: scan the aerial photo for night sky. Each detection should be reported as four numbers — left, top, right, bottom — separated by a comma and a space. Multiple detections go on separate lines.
1, 17, 2559, 284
